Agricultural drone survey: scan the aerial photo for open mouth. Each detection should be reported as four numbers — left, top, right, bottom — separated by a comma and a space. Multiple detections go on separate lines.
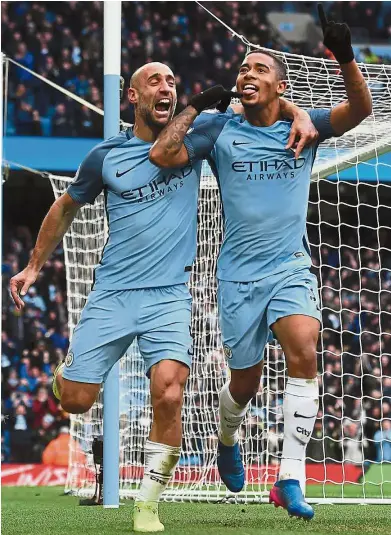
154, 98, 171, 117
242, 84, 258, 96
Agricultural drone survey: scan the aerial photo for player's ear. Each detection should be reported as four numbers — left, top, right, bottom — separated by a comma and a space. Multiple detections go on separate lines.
128, 86, 138, 105
277, 80, 287, 96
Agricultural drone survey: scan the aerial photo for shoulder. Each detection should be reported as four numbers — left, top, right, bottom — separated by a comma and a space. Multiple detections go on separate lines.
305, 108, 335, 142
195, 110, 233, 127
91, 130, 129, 155
195, 111, 236, 141
305, 107, 331, 120
305, 108, 333, 131
82, 131, 129, 171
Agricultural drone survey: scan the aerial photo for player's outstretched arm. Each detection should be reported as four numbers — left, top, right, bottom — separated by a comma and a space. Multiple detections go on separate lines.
10, 193, 81, 310
150, 85, 240, 168
318, 4, 372, 135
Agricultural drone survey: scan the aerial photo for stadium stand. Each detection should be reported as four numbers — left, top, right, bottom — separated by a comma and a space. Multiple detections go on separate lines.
2, 222, 390, 463
2, 1, 391, 136
2, 1, 391, 465
2, 226, 70, 463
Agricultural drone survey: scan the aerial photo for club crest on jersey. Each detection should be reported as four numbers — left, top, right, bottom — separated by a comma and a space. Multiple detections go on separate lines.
223, 344, 232, 359
65, 352, 74, 367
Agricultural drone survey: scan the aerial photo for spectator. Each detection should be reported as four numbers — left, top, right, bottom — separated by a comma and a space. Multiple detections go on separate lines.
373, 419, 391, 462
344, 421, 364, 464
23, 286, 46, 314
3, 1, 391, 138
13, 42, 34, 82
45, 326, 69, 352
42, 426, 86, 466
9, 403, 33, 463
52, 103, 74, 137
77, 105, 102, 137
32, 387, 58, 430
13, 85, 36, 136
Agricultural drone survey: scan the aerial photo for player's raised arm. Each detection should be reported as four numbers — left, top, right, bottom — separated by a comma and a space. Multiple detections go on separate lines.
318, 3, 372, 135
149, 85, 240, 168
9, 193, 81, 310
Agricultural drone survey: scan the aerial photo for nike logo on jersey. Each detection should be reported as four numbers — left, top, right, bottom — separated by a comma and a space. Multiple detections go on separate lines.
294, 411, 317, 419
233, 140, 251, 146
116, 166, 135, 178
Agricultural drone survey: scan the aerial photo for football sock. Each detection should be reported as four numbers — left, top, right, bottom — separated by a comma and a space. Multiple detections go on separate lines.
279, 377, 319, 493
218, 381, 250, 447
136, 439, 180, 503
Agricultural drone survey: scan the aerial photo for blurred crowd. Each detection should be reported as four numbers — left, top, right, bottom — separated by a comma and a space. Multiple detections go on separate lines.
2, 225, 70, 464
2, 216, 391, 466
189, 222, 391, 466
263, 240, 391, 465
2, 1, 391, 137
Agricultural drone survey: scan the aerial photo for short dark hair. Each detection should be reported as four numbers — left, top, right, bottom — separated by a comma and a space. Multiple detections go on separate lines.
245, 49, 287, 81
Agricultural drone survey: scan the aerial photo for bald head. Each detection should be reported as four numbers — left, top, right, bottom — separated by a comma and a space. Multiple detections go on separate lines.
130, 62, 174, 89
128, 62, 177, 131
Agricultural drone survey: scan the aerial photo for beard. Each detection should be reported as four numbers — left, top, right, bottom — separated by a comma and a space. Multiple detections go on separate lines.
139, 102, 174, 130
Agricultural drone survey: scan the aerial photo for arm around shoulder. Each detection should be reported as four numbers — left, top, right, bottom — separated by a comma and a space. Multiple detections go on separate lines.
150, 85, 239, 168
149, 141, 190, 169
149, 106, 197, 168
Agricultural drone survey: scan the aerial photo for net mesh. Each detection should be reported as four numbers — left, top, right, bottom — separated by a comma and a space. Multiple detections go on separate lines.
49, 50, 391, 504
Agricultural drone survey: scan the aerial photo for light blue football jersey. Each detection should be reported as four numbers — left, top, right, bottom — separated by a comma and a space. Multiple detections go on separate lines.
184, 109, 335, 282
67, 127, 203, 289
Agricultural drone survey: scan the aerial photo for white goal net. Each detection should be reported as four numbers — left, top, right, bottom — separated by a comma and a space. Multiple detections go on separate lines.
49, 50, 391, 505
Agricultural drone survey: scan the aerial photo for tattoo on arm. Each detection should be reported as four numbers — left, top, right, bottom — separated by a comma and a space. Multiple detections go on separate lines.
345, 78, 368, 100
332, 62, 372, 134
156, 107, 197, 155
341, 63, 372, 109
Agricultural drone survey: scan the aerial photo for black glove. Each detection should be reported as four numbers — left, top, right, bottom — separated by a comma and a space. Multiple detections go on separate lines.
189, 85, 242, 114
216, 92, 234, 113
318, 3, 354, 65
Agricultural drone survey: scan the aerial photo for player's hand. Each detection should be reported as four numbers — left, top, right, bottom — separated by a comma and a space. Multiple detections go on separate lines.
10, 267, 39, 310
286, 110, 319, 159
318, 3, 354, 65
189, 85, 242, 114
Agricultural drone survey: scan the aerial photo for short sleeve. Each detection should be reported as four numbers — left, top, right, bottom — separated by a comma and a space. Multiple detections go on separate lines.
184, 113, 230, 165
67, 145, 104, 205
307, 108, 336, 143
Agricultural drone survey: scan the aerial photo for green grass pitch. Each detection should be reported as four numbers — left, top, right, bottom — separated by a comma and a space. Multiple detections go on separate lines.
2, 486, 391, 535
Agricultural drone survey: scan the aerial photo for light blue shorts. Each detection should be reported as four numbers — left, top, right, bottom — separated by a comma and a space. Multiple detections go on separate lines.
217, 268, 321, 369
62, 284, 192, 384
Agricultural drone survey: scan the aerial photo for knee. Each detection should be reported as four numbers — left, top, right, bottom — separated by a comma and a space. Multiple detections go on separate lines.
152, 369, 189, 414
61, 386, 99, 414
156, 384, 183, 412
288, 345, 317, 377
